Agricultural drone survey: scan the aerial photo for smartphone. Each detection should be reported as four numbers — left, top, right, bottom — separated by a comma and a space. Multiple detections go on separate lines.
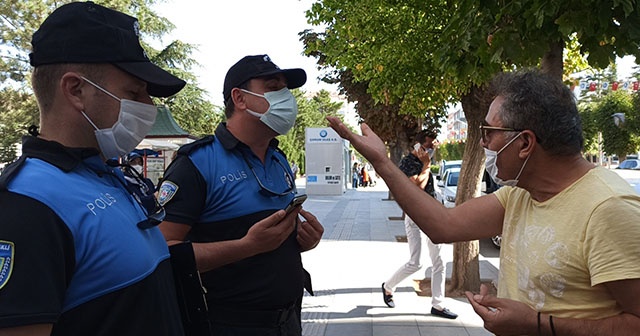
284, 194, 307, 214
415, 143, 435, 159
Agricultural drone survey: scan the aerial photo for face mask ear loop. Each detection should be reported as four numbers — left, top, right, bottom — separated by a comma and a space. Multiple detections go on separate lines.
80, 111, 100, 131
513, 154, 531, 181
239, 88, 264, 99
240, 88, 272, 112
496, 132, 523, 155
81, 76, 121, 102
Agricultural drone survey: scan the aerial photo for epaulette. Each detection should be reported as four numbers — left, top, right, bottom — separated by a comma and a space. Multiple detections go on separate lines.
274, 147, 289, 161
0, 156, 28, 191
177, 135, 215, 156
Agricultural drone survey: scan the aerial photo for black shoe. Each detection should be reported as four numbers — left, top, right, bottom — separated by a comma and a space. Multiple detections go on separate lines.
381, 283, 395, 308
431, 307, 458, 319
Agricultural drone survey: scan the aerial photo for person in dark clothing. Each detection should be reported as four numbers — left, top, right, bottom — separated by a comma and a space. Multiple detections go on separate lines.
0, 2, 186, 335
158, 55, 324, 336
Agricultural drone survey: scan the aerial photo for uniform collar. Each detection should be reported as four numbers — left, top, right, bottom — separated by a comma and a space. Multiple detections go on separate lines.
214, 122, 279, 151
20, 136, 101, 172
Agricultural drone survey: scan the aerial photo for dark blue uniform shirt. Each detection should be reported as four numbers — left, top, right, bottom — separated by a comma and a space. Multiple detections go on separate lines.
0, 136, 183, 335
159, 123, 303, 311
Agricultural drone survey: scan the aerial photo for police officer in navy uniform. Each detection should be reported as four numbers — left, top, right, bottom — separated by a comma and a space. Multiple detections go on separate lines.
0, 2, 186, 335
158, 55, 324, 336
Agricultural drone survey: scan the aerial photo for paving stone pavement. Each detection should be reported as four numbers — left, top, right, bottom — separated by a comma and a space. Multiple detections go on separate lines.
296, 178, 500, 336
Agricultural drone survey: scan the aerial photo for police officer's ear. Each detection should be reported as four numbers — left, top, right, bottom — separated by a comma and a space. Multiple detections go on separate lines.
230, 87, 248, 111
60, 72, 88, 112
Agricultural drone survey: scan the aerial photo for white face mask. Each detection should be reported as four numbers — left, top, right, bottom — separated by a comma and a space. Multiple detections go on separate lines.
241, 88, 298, 135
484, 132, 530, 187
80, 77, 157, 159
131, 164, 143, 174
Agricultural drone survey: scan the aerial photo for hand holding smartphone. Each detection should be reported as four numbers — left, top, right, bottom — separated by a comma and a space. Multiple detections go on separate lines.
284, 194, 307, 214
414, 143, 434, 159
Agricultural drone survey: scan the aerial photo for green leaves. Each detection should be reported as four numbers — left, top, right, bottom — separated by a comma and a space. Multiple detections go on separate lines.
581, 90, 640, 158
0, 87, 39, 163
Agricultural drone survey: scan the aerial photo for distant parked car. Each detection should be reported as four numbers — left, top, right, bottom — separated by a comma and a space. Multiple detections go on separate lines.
436, 160, 462, 182
616, 159, 640, 170
435, 167, 459, 208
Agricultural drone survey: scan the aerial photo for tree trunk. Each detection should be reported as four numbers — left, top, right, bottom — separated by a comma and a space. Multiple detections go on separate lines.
449, 84, 493, 294
540, 40, 564, 80
388, 139, 404, 166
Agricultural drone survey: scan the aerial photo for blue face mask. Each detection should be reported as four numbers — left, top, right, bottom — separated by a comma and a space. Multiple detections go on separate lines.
241, 88, 298, 135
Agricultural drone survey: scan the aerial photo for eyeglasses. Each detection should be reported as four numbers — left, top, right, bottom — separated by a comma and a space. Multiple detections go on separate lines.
241, 154, 296, 197
479, 124, 523, 143
105, 159, 166, 229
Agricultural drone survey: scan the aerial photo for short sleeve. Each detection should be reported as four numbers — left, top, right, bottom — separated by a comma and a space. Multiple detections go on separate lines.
492, 186, 512, 208
158, 154, 207, 226
0, 192, 75, 328
398, 154, 422, 177
585, 195, 640, 286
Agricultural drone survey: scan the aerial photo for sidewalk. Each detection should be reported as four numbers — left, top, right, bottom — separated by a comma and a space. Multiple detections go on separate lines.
296, 177, 499, 336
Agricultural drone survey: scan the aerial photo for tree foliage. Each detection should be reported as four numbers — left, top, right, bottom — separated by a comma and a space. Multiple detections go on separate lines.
301, 1, 449, 163
437, 140, 466, 162
0, 88, 38, 163
594, 90, 640, 157
0, 0, 216, 164
440, 0, 640, 80
579, 103, 600, 155
304, 1, 453, 113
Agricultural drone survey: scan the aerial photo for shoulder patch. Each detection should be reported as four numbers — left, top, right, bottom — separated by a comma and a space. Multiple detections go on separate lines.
0, 240, 15, 290
158, 181, 179, 206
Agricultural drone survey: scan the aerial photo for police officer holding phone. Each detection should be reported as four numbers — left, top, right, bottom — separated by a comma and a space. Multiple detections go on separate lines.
158, 55, 324, 336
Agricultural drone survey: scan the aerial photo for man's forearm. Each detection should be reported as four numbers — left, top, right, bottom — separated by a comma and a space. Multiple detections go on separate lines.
414, 166, 431, 189
193, 239, 259, 273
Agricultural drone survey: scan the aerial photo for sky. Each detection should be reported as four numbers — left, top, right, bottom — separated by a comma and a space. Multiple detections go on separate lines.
155, 0, 335, 106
